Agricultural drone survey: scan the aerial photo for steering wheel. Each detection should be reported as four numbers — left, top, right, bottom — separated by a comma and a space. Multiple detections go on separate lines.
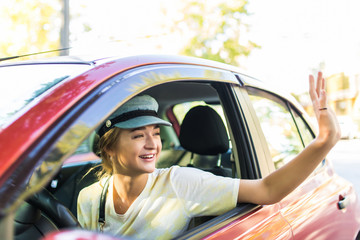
14, 188, 80, 239
26, 188, 80, 228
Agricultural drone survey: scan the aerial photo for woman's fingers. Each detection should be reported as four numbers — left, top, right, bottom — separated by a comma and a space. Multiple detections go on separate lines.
309, 74, 320, 117
310, 72, 341, 142
309, 71, 328, 119
309, 74, 318, 101
316, 72, 323, 96
316, 72, 327, 110
319, 89, 327, 110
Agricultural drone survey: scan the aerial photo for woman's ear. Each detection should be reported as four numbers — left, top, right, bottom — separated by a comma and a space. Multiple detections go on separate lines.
109, 151, 117, 161
101, 146, 114, 160
106, 149, 115, 158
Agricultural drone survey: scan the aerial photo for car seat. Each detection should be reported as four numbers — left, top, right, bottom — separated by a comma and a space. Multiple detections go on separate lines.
179, 105, 232, 177
178, 105, 235, 231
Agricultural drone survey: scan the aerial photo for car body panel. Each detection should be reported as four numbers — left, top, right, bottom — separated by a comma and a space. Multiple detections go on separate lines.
279, 160, 360, 239
42, 229, 127, 240
203, 204, 293, 239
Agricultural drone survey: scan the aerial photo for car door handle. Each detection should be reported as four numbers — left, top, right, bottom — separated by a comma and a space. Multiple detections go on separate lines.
338, 195, 350, 210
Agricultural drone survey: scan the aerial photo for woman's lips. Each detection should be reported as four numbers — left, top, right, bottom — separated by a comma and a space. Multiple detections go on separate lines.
139, 154, 156, 162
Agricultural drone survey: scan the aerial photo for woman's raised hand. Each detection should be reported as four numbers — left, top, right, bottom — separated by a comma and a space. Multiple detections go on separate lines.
309, 72, 341, 146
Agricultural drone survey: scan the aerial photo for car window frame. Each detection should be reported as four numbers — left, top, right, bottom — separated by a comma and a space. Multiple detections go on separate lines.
243, 85, 320, 174
231, 84, 276, 177
289, 105, 316, 144
248, 87, 307, 168
289, 105, 326, 172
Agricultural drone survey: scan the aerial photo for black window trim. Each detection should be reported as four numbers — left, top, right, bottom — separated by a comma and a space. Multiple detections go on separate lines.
288, 103, 316, 141
214, 83, 261, 179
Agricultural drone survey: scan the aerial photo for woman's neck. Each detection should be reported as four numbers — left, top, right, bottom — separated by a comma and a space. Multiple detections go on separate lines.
112, 173, 149, 214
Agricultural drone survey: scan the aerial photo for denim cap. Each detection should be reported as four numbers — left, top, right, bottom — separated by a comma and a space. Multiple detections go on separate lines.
97, 95, 171, 137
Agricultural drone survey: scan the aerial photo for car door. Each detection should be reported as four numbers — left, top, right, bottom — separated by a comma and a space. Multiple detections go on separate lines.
243, 85, 360, 239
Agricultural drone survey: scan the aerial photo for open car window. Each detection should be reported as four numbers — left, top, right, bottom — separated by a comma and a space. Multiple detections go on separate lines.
40, 79, 242, 219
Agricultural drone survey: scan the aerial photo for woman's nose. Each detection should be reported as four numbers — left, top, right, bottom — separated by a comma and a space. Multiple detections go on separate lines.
145, 135, 157, 148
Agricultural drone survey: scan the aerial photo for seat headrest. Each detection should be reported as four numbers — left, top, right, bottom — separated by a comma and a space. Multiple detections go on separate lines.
179, 106, 229, 155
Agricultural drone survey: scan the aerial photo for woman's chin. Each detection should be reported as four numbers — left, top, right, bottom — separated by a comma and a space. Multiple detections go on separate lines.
140, 161, 156, 173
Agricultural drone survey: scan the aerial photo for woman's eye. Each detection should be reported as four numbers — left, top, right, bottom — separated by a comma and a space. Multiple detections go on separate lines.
133, 134, 144, 139
154, 132, 160, 136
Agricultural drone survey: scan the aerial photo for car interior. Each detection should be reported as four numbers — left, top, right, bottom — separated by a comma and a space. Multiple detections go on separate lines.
13, 81, 240, 239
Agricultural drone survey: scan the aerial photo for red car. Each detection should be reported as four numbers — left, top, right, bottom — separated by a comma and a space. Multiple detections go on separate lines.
0, 55, 359, 240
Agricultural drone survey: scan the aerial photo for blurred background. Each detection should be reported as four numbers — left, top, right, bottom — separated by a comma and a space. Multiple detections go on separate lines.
1, 0, 359, 190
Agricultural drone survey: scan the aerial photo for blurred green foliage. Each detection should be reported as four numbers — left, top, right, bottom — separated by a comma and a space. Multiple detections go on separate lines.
0, 0, 61, 60
178, 0, 260, 65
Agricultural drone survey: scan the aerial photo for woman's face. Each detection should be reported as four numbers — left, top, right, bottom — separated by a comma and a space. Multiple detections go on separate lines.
112, 124, 162, 176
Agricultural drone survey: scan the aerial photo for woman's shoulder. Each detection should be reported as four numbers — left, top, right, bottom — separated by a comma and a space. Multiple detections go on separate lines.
153, 166, 210, 182
148, 166, 180, 186
152, 165, 183, 178
155, 165, 212, 174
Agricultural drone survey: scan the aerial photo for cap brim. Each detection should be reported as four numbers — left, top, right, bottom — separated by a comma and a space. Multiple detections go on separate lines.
113, 116, 172, 129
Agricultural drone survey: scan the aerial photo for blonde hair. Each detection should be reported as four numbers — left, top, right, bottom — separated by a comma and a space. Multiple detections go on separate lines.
96, 127, 122, 179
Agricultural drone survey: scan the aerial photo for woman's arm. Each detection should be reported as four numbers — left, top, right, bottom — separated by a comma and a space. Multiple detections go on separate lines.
237, 72, 341, 205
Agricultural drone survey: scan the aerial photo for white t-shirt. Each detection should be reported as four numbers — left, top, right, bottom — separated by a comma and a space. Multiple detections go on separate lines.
77, 166, 240, 240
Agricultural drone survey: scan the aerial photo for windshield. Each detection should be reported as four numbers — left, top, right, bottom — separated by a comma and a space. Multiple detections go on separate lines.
0, 63, 92, 127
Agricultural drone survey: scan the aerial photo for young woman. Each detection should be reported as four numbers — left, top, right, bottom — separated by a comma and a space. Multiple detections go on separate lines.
77, 72, 340, 239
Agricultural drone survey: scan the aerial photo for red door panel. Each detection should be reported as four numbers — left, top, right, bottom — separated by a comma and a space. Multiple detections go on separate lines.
279, 161, 360, 239
203, 203, 293, 240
